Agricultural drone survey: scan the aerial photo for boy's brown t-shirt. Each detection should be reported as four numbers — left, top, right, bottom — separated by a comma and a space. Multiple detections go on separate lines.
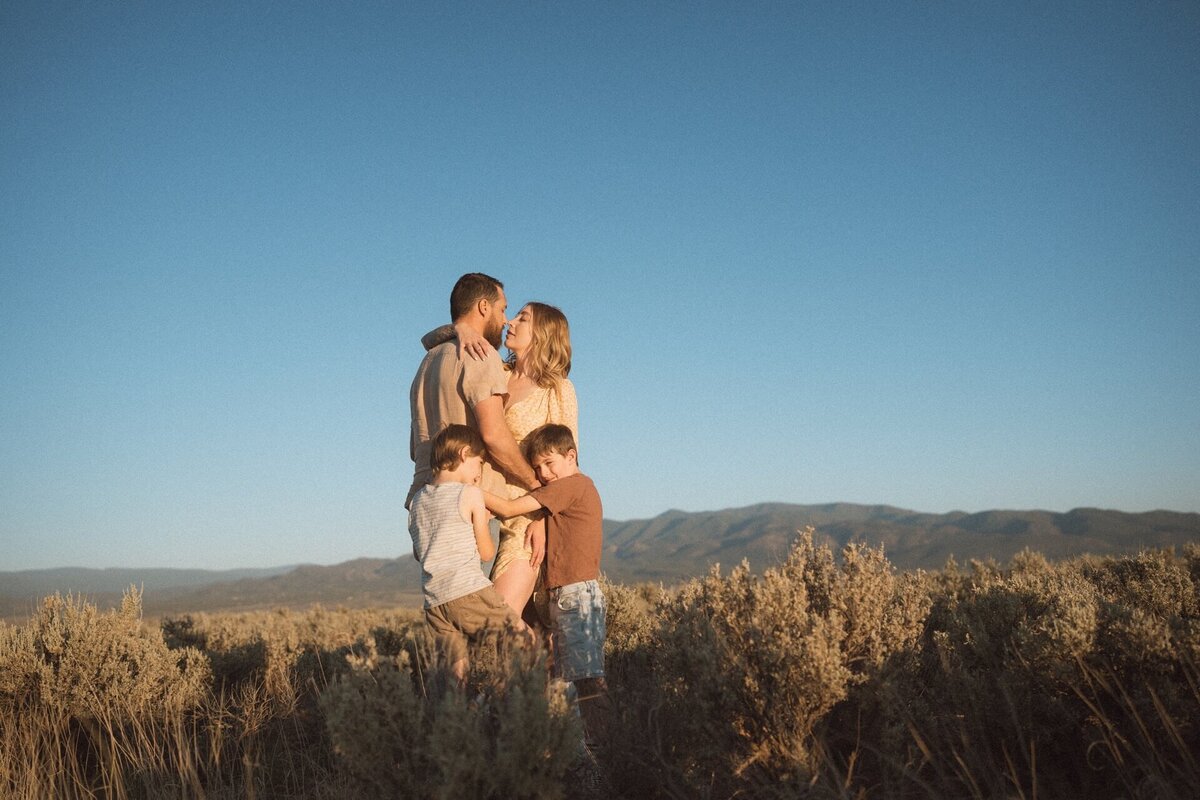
528, 472, 603, 589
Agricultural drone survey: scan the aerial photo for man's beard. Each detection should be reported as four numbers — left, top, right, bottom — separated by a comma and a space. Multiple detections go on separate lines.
485, 318, 504, 349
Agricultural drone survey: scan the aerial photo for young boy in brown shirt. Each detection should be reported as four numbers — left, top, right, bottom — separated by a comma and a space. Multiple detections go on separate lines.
481, 424, 608, 740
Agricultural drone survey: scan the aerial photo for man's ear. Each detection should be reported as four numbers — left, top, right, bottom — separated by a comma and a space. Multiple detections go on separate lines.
475, 297, 490, 318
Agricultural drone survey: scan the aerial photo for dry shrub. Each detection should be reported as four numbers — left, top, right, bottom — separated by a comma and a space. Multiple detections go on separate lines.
0, 588, 211, 798
0, 587, 209, 719
606, 529, 928, 798
156, 605, 426, 796
1075, 549, 1200, 799
600, 577, 662, 692
882, 554, 1097, 796
4, 546, 1199, 799
161, 605, 424, 698
0, 595, 425, 798
321, 633, 579, 799
880, 547, 1200, 799
1083, 548, 1198, 620
602, 541, 1200, 799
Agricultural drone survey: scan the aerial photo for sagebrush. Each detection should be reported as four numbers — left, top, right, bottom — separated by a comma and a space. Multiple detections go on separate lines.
2, 537, 1197, 798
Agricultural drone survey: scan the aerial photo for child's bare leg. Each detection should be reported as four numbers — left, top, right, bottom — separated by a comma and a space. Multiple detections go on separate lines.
574, 676, 611, 748
449, 656, 468, 687
436, 631, 469, 691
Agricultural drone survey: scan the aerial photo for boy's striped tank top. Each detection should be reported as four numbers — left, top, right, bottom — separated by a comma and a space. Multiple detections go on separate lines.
408, 482, 491, 608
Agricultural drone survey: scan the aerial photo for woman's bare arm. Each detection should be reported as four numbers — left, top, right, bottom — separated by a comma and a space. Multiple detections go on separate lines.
419, 323, 493, 361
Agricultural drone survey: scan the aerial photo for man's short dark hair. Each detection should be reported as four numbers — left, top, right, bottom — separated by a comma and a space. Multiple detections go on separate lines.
523, 423, 578, 463
450, 273, 504, 321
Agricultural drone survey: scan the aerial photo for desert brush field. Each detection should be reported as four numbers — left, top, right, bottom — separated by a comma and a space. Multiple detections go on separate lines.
2, 530, 1198, 799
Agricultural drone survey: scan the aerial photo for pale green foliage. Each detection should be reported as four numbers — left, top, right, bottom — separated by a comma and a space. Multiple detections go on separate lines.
321, 641, 579, 799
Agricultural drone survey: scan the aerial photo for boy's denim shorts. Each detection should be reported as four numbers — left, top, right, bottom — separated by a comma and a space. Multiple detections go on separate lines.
548, 579, 606, 682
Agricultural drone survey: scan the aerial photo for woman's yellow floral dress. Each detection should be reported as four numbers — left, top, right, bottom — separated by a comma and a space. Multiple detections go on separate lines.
489, 376, 578, 582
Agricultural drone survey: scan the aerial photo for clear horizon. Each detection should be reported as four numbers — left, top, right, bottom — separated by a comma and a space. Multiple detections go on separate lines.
5, 501, 1199, 573
3, 3, 1198, 571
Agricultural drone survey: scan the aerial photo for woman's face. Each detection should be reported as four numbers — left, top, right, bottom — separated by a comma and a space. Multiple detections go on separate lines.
504, 305, 535, 355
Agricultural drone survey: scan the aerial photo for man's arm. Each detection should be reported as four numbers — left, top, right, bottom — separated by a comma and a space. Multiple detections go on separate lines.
474, 395, 539, 490
460, 486, 495, 562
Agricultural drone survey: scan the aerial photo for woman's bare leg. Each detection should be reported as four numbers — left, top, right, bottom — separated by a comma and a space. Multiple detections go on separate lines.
489, 520, 542, 618
493, 556, 538, 616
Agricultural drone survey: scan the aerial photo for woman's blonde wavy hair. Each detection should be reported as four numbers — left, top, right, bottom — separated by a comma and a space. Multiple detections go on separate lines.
507, 302, 571, 388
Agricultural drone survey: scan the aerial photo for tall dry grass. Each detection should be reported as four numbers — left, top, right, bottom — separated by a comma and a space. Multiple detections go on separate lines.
0, 588, 212, 798
321, 635, 579, 798
2, 539, 1198, 798
601, 529, 930, 797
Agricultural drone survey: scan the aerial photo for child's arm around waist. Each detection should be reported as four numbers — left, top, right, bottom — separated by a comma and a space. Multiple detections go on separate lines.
459, 485, 496, 562
483, 490, 544, 521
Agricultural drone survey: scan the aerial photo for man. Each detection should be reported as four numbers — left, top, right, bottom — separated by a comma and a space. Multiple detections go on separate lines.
407, 273, 539, 515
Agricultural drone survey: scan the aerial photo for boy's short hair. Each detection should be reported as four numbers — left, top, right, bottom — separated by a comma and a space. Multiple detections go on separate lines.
449, 273, 504, 321
432, 424, 486, 473
523, 424, 577, 462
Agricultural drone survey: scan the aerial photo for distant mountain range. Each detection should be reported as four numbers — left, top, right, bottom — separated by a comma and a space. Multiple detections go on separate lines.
0, 566, 295, 596
3, 503, 1198, 621
0, 560, 423, 622
599, 503, 1200, 581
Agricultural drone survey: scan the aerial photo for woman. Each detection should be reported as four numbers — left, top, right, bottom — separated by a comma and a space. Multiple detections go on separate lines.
489, 302, 577, 619
425, 302, 578, 620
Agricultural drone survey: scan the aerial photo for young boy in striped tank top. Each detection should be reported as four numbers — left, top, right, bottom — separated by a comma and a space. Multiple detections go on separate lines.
408, 424, 526, 683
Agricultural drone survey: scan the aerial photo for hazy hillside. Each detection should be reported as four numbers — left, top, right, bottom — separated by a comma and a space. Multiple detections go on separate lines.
0, 565, 296, 620
600, 503, 1200, 581
4, 503, 1198, 619
0, 560, 420, 621
147, 558, 425, 616
0, 565, 295, 596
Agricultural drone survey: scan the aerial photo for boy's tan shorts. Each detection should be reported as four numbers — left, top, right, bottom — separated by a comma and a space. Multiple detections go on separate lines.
425, 586, 522, 665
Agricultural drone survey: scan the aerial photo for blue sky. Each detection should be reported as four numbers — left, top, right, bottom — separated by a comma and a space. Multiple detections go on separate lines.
2, 2, 1197, 571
